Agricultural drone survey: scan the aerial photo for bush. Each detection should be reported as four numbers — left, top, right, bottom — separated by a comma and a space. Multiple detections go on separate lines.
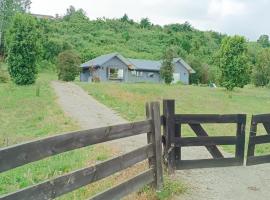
218, 36, 249, 90
57, 50, 80, 81
6, 13, 40, 85
252, 49, 270, 87
160, 48, 175, 84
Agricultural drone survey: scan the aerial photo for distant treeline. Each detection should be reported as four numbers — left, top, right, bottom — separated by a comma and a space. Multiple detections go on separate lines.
1, 3, 270, 87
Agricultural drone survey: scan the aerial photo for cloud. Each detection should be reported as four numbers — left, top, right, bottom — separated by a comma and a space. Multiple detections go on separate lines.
31, 0, 270, 40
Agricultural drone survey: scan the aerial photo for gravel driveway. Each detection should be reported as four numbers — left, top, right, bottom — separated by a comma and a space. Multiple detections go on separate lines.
52, 81, 270, 200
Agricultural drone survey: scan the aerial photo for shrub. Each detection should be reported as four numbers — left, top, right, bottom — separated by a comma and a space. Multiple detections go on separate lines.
160, 48, 175, 84
6, 13, 40, 85
252, 49, 270, 87
218, 36, 250, 90
57, 50, 80, 81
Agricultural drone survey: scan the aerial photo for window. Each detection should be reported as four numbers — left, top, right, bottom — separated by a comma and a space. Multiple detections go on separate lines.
148, 73, 154, 78
108, 68, 124, 79
131, 70, 136, 76
131, 70, 144, 77
136, 71, 143, 77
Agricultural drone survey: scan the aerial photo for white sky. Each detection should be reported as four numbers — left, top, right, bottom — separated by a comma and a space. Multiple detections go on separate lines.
31, 0, 270, 41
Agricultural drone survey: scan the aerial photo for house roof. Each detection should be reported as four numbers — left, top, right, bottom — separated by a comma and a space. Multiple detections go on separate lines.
81, 52, 133, 69
81, 52, 195, 73
173, 58, 196, 73
31, 13, 55, 19
128, 58, 161, 71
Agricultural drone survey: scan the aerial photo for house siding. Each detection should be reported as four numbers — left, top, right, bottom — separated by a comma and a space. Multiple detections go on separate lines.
174, 62, 190, 84
127, 70, 161, 83
80, 54, 193, 84
80, 56, 129, 82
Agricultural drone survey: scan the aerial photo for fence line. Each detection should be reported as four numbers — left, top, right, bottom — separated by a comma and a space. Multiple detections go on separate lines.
0, 102, 163, 200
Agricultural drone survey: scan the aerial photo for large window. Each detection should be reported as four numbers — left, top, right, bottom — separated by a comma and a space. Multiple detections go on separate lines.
108, 68, 124, 79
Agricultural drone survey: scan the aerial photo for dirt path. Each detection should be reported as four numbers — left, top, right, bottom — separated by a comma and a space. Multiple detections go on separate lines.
51, 81, 147, 153
52, 81, 270, 200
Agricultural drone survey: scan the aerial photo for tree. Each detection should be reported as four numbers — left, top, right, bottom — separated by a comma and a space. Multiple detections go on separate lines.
7, 13, 39, 85
0, 0, 31, 54
160, 48, 175, 84
252, 48, 270, 86
257, 35, 270, 48
140, 18, 151, 29
63, 5, 88, 22
57, 50, 80, 81
218, 36, 249, 90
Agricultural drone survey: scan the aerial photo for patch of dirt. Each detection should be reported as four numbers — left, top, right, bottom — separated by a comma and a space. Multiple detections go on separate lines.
52, 81, 270, 200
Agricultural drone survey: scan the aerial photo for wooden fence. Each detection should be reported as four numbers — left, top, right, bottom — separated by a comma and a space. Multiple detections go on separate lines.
0, 102, 163, 200
247, 114, 270, 166
162, 100, 246, 172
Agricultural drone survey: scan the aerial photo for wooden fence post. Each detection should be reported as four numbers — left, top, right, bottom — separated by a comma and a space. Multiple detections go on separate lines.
235, 114, 246, 164
146, 102, 154, 168
149, 102, 163, 190
163, 99, 176, 173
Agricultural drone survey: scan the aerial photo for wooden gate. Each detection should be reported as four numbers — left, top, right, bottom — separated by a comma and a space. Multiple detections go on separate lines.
247, 114, 270, 166
163, 100, 246, 172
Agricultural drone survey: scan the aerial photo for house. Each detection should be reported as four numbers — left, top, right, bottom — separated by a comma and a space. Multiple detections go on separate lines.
80, 53, 195, 84
31, 13, 55, 20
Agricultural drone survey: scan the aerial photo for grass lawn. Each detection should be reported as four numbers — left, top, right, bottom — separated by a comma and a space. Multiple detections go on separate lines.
0, 72, 120, 199
0, 72, 184, 200
78, 82, 270, 155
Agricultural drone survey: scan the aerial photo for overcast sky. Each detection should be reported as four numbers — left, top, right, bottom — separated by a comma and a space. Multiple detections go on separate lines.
31, 0, 270, 41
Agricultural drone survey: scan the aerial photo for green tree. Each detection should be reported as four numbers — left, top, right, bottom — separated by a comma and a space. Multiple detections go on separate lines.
140, 18, 151, 29
7, 13, 39, 85
0, 0, 31, 54
63, 5, 88, 22
57, 50, 80, 81
257, 35, 270, 48
252, 48, 270, 86
160, 48, 174, 84
218, 36, 249, 90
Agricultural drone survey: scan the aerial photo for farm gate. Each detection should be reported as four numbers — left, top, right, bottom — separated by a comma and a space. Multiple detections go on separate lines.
162, 100, 270, 172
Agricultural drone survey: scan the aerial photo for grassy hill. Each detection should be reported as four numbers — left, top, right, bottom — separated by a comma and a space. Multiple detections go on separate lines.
37, 11, 227, 84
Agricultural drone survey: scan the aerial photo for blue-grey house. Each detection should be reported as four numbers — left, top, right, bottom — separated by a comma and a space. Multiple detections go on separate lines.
80, 53, 195, 84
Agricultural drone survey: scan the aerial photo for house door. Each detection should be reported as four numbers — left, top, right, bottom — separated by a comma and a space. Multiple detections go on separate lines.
173, 73, 180, 83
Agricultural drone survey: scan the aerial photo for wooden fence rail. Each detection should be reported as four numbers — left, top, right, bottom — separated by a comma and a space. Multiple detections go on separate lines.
247, 114, 270, 166
0, 102, 163, 200
163, 99, 246, 172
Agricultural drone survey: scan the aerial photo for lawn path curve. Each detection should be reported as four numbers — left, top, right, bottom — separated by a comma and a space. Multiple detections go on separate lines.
51, 81, 270, 200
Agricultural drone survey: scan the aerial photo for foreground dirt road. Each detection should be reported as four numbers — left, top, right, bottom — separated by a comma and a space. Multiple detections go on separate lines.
52, 81, 270, 200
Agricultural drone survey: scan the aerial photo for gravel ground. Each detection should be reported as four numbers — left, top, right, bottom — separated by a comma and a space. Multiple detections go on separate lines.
52, 81, 270, 200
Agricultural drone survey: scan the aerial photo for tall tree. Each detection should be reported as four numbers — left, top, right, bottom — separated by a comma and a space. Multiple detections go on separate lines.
140, 18, 151, 29
160, 47, 175, 84
252, 48, 270, 86
218, 36, 249, 90
0, 0, 31, 54
257, 34, 270, 48
7, 13, 39, 85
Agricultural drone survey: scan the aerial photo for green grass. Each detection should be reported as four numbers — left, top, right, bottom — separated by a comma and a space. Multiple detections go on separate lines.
78, 82, 270, 155
0, 72, 183, 200
0, 73, 118, 199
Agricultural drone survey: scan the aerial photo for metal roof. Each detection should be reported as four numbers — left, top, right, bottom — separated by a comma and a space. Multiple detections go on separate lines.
81, 53, 195, 73
128, 58, 161, 71
81, 53, 133, 68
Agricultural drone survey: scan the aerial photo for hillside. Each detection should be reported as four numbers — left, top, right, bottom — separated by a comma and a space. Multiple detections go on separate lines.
37, 9, 226, 84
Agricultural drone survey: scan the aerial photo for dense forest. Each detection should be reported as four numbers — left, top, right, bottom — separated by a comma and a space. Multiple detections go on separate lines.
1, 3, 270, 87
